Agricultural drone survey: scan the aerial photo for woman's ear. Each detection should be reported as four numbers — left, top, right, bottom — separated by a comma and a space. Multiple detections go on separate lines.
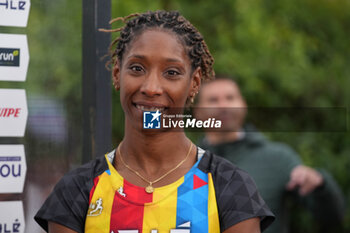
189, 67, 202, 97
112, 59, 121, 91
186, 67, 202, 106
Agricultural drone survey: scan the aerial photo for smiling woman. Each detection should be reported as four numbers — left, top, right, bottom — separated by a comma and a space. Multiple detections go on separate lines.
34, 10, 274, 233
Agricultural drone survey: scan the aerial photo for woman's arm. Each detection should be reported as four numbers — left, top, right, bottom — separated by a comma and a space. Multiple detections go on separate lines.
223, 217, 261, 233
48, 222, 78, 233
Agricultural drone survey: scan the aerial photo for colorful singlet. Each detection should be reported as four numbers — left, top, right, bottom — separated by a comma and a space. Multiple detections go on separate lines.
35, 148, 274, 233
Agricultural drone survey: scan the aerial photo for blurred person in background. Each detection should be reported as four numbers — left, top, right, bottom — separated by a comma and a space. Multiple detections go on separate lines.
195, 76, 345, 233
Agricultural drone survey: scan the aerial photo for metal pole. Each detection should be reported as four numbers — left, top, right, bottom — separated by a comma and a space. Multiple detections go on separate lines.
82, 0, 111, 162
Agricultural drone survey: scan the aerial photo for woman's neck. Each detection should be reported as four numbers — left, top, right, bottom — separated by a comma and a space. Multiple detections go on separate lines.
119, 122, 192, 176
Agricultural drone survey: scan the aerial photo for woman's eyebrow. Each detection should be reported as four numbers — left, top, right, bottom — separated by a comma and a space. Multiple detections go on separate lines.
126, 54, 183, 63
126, 54, 145, 60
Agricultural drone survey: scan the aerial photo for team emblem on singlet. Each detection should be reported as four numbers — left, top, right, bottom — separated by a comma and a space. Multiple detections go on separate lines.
117, 187, 126, 197
87, 198, 103, 216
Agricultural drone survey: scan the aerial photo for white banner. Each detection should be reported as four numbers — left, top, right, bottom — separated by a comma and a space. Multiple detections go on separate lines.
0, 145, 27, 193
0, 201, 25, 233
0, 34, 29, 82
0, 0, 31, 27
0, 89, 28, 137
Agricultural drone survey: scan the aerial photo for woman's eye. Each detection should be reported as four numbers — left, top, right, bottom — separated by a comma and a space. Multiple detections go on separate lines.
129, 65, 144, 73
165, 70, 180, 77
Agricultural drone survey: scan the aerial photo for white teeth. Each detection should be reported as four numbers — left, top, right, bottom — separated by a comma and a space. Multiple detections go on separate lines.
135, 104, 164, 111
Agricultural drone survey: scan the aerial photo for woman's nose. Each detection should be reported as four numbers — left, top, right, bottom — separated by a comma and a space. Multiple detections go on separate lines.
140, 72, 163, 97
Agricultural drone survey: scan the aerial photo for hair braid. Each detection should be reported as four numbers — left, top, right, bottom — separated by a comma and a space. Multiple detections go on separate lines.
100, 10, 215, 81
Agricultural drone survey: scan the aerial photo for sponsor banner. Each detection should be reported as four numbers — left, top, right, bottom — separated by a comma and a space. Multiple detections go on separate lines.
0, 89, 28, 137
0, 0, 31, 27
0, 34, 29, 82
0, 201, 25, 233
0, 48, 20, 67
0, 145, 26, 193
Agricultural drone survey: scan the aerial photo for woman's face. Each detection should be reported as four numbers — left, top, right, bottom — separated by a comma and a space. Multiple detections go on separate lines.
113, 29, 201, 128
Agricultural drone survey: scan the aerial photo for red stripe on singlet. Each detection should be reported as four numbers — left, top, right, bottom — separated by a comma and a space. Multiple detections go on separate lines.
110, 179, 153, 232
89, 176, 100, 204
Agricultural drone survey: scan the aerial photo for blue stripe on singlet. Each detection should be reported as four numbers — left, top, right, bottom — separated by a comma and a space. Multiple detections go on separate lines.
176, 157, 209, 232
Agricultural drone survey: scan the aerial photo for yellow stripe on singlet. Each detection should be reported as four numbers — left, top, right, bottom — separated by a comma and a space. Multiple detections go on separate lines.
142, 176, 184, 233
208, 173, 220, 233
85, 154, 123, 233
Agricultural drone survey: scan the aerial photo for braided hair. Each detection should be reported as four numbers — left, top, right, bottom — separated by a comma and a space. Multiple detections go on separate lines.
100, 10, 215, 82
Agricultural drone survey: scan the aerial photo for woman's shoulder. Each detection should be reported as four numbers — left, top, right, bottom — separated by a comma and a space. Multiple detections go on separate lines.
197, 148, 242, 177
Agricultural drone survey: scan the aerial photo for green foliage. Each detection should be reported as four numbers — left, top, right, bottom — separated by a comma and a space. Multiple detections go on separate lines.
27, 1, 82, 102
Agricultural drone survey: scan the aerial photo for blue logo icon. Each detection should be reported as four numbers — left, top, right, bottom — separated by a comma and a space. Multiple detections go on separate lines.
143, 110, 161, 129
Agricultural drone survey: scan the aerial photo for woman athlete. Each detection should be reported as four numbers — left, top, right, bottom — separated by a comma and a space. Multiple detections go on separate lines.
35, 10, 274, 233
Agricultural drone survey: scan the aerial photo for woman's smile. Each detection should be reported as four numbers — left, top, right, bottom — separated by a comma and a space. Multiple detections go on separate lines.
133, 102, 167, 112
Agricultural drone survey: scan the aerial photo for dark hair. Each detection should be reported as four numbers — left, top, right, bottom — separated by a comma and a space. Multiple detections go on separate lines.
100, 10, 215, 81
